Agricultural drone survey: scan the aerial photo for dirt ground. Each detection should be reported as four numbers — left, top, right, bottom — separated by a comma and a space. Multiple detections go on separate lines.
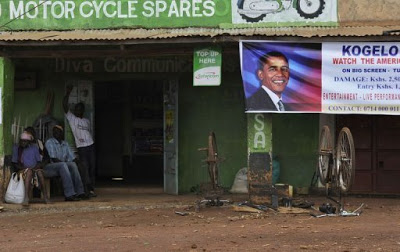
0, 188, 400, 252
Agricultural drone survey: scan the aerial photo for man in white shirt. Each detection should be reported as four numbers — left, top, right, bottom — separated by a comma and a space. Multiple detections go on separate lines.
63, 86, 97, 197
246, 51, 290, 112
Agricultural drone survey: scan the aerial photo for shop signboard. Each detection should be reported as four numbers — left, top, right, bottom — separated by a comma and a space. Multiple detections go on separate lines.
0, 0, 337, 30
193, 46, 221, 86
240, 41, 400, 115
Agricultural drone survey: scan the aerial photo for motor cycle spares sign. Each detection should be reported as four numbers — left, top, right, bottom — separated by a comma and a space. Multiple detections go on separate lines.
193, 47, 222, 86
240, 41, 400, 115
0, 0, 336, 31
0, 0, 226, 30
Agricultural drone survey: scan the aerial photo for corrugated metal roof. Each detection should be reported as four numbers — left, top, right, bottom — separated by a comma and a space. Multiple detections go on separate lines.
0, 26, 399, 42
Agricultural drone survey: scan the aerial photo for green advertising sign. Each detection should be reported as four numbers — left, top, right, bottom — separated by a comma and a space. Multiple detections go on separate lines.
0, 0, 337, 31
193, 46, 221, 86
247, 113, 272, 153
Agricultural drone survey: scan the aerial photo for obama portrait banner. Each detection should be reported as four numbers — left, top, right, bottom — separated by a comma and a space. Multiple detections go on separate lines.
240, 41, 400, 115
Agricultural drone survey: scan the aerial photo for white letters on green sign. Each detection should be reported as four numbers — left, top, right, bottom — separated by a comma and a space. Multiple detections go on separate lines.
253, 114, 265, 149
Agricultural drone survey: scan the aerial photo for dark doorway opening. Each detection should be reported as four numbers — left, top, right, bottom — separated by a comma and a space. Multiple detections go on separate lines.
95, 80, 164, 185
337, 115, 400, 194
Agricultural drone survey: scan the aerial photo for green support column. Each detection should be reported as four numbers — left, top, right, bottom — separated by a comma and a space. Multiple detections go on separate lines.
0, 58, 15, 156
0, 57, 15, 201
247, 113, 274, 205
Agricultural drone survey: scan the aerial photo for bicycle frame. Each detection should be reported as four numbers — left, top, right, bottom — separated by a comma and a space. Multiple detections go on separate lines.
321, 149, 343, 212
317, 126, 356, 214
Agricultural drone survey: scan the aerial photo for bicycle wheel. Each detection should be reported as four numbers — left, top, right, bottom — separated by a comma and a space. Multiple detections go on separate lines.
208, 132, 218, 188
336, 127, 355, 193
318, 125, 333, 185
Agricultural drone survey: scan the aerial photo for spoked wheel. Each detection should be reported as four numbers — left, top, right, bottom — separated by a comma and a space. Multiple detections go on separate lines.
336, 127, 355, 193
318, 125, 333, 185
207, 132, 218, 189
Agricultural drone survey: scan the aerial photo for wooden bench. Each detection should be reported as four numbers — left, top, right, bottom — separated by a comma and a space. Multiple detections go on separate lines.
28, 177, 51, 200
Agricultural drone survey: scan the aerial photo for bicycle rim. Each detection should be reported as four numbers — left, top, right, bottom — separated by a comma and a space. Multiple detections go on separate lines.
318, 125, 333, 185
336, 127, 355, 193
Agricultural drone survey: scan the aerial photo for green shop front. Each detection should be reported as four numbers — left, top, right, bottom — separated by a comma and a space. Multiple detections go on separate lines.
0, 0, 399, 199
5, 44, 321, 195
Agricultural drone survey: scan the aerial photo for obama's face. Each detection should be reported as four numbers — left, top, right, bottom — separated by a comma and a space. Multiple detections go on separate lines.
257, 56, 289, 98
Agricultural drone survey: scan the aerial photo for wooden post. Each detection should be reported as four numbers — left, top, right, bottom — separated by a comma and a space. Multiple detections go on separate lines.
247, 113, 274, 205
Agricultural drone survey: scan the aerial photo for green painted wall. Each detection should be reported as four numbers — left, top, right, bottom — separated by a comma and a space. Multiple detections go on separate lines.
13, 70, 67, 133
178, 71, 247, 193
0, 58, 15, 156
272, 113, 319, 188
12, 59, 70, 129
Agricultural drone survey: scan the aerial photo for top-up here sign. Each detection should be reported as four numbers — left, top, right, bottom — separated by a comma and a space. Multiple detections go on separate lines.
193, 47, 222, 86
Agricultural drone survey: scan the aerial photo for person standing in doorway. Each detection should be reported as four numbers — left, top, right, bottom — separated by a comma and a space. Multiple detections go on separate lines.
63, 85, 97, 198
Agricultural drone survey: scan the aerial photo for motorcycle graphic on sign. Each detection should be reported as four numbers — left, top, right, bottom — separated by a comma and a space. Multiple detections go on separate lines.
237, 0, 325, 22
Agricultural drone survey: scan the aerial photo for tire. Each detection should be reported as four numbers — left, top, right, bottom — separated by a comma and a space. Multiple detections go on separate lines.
239, 13, 266, 23
318, 125, 333, 185
296, 0, 325, 19
336, 127, 355, 193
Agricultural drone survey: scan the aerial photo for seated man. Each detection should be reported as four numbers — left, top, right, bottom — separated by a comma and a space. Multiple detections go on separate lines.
11, 132, 49, 206
24, 126, 46, 159
44, 125, 88, 201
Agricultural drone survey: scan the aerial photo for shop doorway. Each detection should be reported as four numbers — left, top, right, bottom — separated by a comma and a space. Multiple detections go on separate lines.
337, 115, 400, 194
95, 80, 164, 185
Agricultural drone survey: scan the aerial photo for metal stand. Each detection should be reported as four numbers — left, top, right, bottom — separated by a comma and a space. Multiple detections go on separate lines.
314, 183, 364, 218
196, 132, 230, 211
